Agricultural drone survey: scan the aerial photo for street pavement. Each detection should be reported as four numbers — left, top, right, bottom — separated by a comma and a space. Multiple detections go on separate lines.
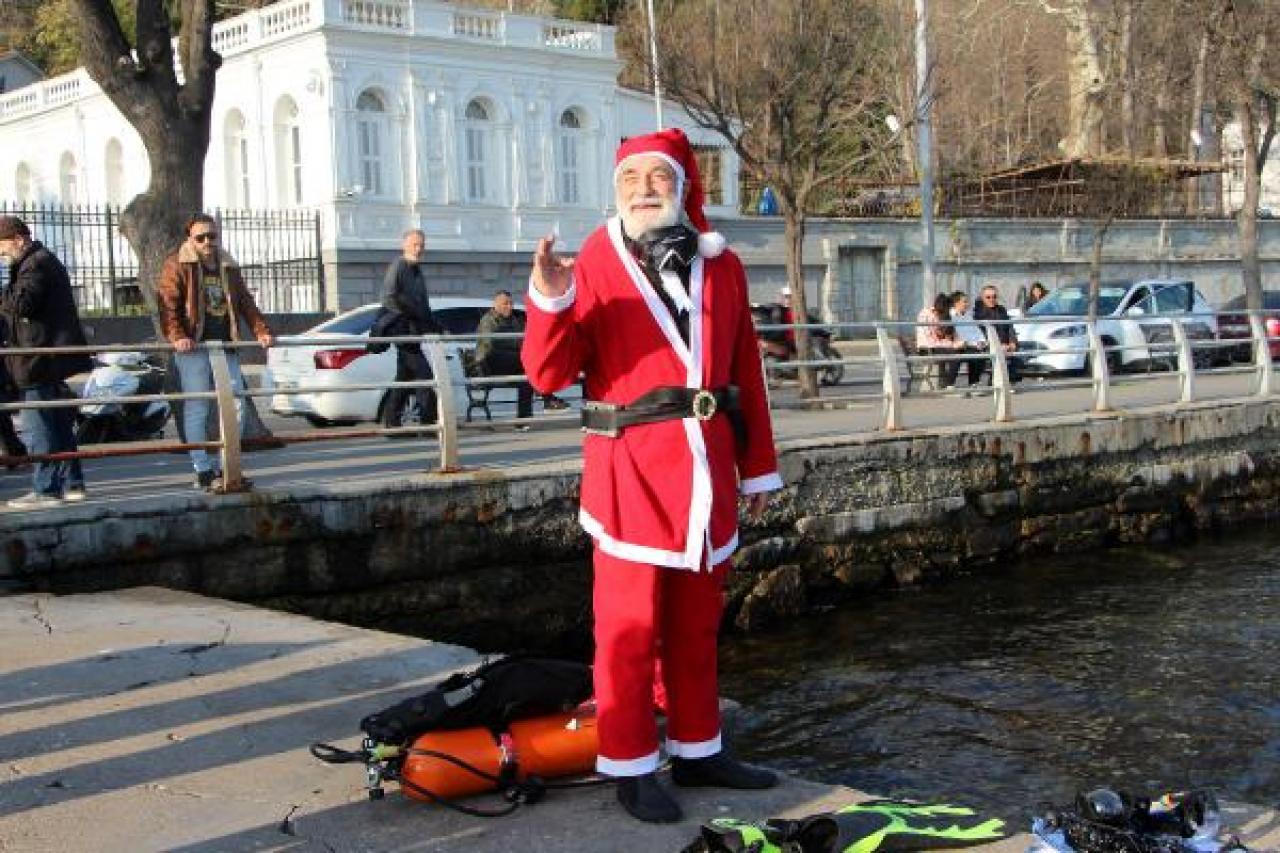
0, 365, 1266, 510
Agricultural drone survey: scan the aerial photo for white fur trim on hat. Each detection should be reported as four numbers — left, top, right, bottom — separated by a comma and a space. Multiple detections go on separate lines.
697, 231, 727, 258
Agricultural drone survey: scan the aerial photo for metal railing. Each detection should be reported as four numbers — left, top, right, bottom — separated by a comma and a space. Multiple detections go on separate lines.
0, 311, 1276, 497
757, 309, 1278, 432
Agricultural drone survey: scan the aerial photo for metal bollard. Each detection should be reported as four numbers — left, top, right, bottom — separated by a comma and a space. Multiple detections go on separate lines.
1086, 322, 1111, 412
1171, 319, 1195, 404
206, 341, 245, 491
1249, 312, 1274, 398
875, 325, 902, 431
423, 338, 460, 471
983, 324, 1012, 423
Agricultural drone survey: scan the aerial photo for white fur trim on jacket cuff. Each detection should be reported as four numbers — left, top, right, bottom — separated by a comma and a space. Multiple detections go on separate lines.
526, 278, 576, 314
597, 749, 660, 777
740, 472, 783, 495
666, 733, 722, 759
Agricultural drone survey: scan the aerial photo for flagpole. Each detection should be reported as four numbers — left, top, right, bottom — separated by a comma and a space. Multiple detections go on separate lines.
645, 0, 664, 128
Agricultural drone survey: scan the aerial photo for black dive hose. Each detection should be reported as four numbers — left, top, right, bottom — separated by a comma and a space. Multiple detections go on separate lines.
309, 741, 617, 819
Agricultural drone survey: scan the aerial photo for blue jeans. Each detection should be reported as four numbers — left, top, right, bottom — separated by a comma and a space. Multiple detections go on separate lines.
174, 349, 245, 474
20, 383, 84, 496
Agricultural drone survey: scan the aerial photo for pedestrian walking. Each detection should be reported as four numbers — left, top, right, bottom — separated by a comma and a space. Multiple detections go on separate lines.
0, 216, 92, 507
378, 229, 441, 430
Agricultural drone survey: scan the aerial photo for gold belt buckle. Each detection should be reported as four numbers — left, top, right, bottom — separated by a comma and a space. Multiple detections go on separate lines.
691, 390, 718, 421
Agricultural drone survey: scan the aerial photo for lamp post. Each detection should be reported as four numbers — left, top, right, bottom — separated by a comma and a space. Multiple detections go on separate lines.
915, 0, 936, 305
645, 0, 664, 129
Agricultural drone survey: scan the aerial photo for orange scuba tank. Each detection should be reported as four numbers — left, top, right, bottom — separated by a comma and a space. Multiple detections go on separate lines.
399, 705, 598, 803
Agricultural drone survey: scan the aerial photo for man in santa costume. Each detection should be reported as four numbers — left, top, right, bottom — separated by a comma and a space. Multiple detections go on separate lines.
521, 128, 784, 823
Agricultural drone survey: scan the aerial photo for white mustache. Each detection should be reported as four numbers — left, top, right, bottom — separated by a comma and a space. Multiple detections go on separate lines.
629, 196, 668, 209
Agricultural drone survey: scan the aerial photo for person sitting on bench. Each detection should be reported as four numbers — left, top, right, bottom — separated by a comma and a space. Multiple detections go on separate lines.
474, 290, 567, 420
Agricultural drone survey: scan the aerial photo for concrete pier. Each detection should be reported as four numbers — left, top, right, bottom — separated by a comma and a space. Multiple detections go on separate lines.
2, 589, 1277, 852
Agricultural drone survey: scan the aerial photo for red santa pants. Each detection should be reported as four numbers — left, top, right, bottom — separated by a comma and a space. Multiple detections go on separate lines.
592, 548, 726, 776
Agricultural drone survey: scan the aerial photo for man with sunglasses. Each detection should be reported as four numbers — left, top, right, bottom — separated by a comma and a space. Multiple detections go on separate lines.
156, 214, 275, 491
972, 284, 1021, 382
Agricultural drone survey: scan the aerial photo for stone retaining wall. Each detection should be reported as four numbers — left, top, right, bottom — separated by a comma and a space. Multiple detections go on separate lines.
5, 399, 1280, 651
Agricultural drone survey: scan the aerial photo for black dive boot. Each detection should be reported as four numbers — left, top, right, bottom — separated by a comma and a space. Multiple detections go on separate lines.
616, 772, 683, 823
672, 753, 778, 790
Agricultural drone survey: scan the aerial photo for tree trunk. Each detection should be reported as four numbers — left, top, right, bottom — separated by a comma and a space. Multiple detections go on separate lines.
1055, 0, 1106, 157
120, 133, 209, 329
1119, 0, 1136, 159
1088, 216, 1113, 321
782, 212, 819, 399
1185, 19, 1213, 213
1237, 87, 1263, 312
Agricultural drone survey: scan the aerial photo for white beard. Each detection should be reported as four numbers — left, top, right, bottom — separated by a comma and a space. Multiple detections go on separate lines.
618, 193, 680, 239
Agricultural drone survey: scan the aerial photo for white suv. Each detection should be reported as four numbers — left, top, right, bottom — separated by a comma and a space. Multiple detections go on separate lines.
1013, 280, 1218, 375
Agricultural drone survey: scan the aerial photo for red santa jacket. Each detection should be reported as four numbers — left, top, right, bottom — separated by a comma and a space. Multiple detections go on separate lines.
521, 218, 782, 570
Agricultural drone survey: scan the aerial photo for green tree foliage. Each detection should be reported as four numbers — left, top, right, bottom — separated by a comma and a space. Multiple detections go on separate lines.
23, 0, 137, 75
554, 0, 625, 24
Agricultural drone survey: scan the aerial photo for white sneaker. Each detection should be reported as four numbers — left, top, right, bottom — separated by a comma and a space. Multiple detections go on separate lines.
64, 486, 88, 502
8, 492, 64, 510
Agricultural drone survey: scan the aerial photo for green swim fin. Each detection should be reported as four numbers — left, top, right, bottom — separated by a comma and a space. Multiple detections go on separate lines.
792, 800, 1006, 853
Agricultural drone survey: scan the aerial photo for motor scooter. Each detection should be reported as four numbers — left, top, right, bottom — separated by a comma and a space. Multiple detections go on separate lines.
751, 303, 845, 386
77, 351, 171, 444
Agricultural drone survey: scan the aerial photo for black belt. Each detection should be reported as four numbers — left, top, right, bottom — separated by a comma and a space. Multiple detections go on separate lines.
581, 385, 740, 438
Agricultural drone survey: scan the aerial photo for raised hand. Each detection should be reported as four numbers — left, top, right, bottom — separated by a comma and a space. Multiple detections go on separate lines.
532, 235, 575, 298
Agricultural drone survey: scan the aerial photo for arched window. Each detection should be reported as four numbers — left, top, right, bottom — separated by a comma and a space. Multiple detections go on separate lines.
463, 98, 492, 203
104, 139, 125, 205
557, 108, 585, 205
355, 90, 386, 196
59, 152, 79, 203
14, 163, 32, 204
274, 96, 303, 206
224, 110, 251, 208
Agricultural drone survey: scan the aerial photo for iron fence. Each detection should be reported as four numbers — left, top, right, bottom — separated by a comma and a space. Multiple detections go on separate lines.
0, 202, 324, 316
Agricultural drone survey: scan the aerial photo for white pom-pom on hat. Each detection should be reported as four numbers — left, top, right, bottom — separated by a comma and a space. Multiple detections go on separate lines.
698, 231, 727, 258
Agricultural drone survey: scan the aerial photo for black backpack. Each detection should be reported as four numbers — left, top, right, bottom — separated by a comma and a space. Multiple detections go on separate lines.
359, 656, 592, 746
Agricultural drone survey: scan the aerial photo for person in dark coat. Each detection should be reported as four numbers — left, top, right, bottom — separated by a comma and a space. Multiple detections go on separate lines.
379, 229, 441, 429
0, 314, 29, 464
973, 283, 1021, 383
474, 290, 567, 422
0, 216, 92, 507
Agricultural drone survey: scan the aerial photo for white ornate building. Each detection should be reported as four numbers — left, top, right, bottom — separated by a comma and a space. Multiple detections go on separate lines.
0, 0, 741, 309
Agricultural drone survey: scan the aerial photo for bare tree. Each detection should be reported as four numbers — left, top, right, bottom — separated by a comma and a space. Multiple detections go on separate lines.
1220, 0, 1280, 311
1039, 0, 1106, 157
71, 1, 220, 322
634, 0, 899, 397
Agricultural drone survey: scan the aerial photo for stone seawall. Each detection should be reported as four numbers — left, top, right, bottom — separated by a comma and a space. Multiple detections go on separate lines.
5, 398, 1280, 650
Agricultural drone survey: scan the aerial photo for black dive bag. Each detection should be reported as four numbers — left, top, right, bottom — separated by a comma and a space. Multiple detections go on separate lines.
360, 656, 592, 746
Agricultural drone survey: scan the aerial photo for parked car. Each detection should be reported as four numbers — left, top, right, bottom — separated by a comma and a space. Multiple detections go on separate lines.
1217, 292, 1280, 363
1013, 280, 1218, 375
265, 297, 556, 426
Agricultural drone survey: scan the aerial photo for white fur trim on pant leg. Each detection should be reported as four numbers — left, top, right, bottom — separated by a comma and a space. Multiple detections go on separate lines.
526, 278, 576, 313
597, 749, 660, 777
740, 472, 783, 494
710, 531, 739, 566
666, 733, 722, 759
697, 232, 727, 258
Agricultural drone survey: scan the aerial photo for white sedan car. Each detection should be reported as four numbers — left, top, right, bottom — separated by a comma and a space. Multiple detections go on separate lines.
1013, 280, 1219, 375
265, 297, 543, 426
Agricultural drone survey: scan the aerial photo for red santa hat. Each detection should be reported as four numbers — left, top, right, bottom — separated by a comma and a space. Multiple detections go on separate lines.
614, 128, 727, 259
